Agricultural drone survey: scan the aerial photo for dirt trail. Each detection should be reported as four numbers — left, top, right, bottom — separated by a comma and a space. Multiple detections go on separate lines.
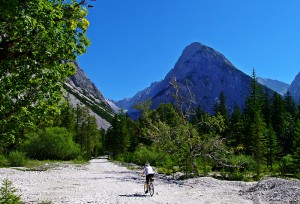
0, 157, 260, 203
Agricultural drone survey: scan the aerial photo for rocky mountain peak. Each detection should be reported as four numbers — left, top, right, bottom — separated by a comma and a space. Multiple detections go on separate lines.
166, 43, 236, 82
178, 42, 232, 66
117, 42, 256, 117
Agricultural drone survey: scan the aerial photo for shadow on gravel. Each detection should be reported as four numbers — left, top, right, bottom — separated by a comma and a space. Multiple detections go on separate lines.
119, 193, 147, 198
89, 160, 109, 164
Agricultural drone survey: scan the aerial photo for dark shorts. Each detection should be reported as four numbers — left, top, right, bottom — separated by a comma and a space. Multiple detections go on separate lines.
146, 174, 154, 184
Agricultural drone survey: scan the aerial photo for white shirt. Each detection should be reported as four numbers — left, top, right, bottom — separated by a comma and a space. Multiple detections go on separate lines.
145, 166, 154, 175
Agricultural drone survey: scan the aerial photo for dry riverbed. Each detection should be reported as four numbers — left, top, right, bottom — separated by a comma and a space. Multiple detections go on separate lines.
0, 157, 299, 204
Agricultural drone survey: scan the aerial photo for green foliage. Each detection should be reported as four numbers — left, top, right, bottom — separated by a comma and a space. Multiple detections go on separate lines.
292, 120, 300, 172
279, 154, 295, 175
7, 151, 27, 167
130, 144, 164, 166
228, 104, 244, 148
54, 99, 76, 132
219, 155, 256, 181
228, 154, 256, 172
0, 0, 91, 146
0, 179, 21, 204
106, 114, 131, 158
214, 91, 230, 127
220, 169, 244, 181
22, 127, 80, 160
73, 105, 103, 160
264, 126, 280, 170
0, 155, 8, 167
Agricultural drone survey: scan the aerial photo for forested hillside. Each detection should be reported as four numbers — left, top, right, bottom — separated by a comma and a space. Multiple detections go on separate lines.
107, 71, 300, 180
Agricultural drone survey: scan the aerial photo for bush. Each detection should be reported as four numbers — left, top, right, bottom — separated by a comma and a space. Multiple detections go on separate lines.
226, 154, 256, 172
131, 144, 164, 166
0, 179, 21, 204
0, 155, 8, 167
7, 151, 27, 167
280, 154, 295, 174
22, 127, 80, 160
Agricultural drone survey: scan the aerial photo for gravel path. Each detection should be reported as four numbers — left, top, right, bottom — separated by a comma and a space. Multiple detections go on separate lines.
0, 157, 298, 204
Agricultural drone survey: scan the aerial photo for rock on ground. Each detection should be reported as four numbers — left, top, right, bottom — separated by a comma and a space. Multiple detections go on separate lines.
242, 177, 300, 204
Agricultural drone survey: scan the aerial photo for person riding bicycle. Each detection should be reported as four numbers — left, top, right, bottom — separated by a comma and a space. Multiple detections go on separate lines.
141, 162, 155, 194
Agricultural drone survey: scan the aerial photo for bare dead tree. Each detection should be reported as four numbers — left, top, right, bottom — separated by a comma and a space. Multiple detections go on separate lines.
170, 77, 196, 121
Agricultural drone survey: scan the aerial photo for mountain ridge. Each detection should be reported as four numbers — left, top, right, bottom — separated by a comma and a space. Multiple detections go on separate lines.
116, 42, 257, 118
257, 77, 289, 96
64, 62, 114, 129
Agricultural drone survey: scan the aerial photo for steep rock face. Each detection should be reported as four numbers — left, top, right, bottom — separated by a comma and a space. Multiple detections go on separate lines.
65, 62, 114, 129
116, 42, 255, 117
257, 77, 289, 96
287, 71, 300, 103
66, 62, 108, 104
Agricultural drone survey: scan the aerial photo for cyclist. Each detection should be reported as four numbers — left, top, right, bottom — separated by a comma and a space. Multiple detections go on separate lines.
141, 162, 155, 194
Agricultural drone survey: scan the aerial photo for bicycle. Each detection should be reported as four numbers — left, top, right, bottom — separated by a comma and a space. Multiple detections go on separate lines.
144, 177, 154, 196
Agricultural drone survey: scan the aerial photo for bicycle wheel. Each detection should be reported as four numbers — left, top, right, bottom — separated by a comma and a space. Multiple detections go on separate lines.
149, 183, 154, 196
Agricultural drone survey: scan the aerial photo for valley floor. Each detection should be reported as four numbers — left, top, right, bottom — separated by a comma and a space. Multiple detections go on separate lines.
0, 157, 299, 204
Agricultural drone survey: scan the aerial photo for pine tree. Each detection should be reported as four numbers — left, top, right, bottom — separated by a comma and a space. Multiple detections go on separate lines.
244, 69, 267, 177
264, 126, 280, 171
262, 88, 272, 125
106, 114, 130, 158
251, 111, 267, 177
228, 104, 245, 151
244, 69, 265, 154
214, 91, 230, 131
270, 92, 294, 155
0, 179, 21, 204
292, 120, 300, 173
285, 91, 297, 117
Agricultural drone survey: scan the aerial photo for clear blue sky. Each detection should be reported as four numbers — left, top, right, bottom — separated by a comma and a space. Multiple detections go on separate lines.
77, 0, 300, 101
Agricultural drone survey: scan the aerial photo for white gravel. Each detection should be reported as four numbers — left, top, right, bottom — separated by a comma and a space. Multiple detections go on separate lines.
0, 157, 298, 204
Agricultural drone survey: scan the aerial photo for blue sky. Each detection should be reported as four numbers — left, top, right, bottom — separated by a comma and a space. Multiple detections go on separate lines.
77, 0, 300, 101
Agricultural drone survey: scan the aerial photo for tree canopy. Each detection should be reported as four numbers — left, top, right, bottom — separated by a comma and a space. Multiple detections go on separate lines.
0, 0, 91, 144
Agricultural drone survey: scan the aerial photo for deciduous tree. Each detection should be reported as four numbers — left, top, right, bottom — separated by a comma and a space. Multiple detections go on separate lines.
0, 0, 91, 147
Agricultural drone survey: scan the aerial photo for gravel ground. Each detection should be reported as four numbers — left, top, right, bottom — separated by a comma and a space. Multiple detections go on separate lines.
0, 157, 299, 204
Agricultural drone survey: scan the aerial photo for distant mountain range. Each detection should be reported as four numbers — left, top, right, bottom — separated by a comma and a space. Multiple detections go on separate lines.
69, 42, 300, 123
257, 77, 290, 96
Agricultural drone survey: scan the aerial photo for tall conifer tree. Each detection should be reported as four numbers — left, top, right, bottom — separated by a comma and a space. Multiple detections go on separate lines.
244, 69, 267, 177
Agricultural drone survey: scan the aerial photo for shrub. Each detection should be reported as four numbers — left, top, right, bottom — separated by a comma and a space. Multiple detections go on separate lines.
225, 154, 256, 172
0, 155, 8, 167
22, 127, 80, 160
7, 151, 27, 167
280, 154, 295, 174
0, 179, 21, 204
131, 144, 164, 166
